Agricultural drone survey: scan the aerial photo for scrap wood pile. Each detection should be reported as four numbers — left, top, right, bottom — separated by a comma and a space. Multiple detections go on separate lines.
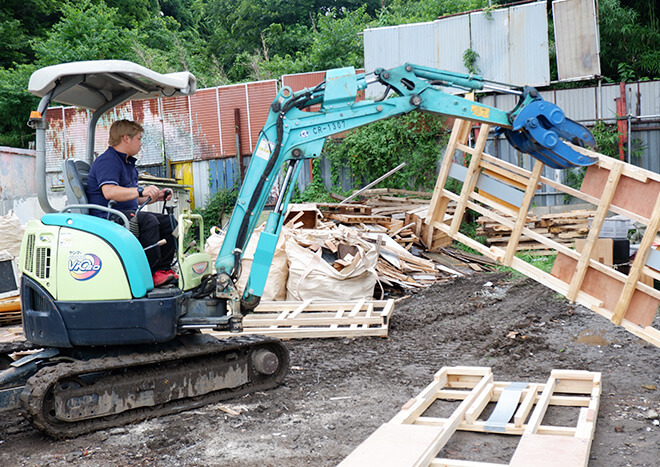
476, 209, 594, 255
284, 190, 493, 294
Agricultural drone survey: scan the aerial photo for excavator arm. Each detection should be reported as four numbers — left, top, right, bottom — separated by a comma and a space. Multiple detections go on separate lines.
214, 63, 597, 311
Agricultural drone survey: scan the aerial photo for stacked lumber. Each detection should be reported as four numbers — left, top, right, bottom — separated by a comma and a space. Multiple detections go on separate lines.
318, 191, 455, 252
0, 296, 21, 326
476, 210, 593, 255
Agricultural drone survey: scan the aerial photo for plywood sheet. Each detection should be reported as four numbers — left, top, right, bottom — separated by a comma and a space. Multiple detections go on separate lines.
552, 253, 659, 327
338, 423, 444, 467
510, 434, 590, 467
580, 165, 660, 220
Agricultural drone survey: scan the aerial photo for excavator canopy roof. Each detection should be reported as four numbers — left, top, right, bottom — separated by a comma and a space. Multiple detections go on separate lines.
28, 60, 197, 111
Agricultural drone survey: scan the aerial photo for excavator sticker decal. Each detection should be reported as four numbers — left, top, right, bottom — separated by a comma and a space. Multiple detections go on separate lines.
68, 252, 102, 280
255, 138, 275, 160
192, 262, 209, 275
471, 105, 490, 119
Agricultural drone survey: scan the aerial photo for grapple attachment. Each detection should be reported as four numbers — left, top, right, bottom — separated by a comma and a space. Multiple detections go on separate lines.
503, 98, 598, 169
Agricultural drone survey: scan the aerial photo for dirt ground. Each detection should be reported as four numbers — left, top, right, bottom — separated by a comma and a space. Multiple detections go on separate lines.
1, 271, 658, 466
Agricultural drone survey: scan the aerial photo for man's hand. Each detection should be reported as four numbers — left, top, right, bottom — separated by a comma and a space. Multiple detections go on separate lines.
141, 185, 160, 201
158, 188, 173, 202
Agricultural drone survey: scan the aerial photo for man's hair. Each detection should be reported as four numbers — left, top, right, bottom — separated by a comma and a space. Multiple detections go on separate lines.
109, 120, 144, 146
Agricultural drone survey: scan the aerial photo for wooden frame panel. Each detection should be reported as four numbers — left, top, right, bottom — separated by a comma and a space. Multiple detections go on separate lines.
422, 120, 660, 347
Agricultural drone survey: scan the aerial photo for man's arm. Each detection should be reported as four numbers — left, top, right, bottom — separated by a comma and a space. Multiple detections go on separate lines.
101, 184, 163, 204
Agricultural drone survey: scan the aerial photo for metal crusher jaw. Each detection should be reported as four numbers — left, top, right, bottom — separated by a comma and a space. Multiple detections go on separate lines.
503, 99, 598, 169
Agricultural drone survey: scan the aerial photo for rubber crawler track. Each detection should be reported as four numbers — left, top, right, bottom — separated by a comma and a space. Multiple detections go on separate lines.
20, 334, 289, 438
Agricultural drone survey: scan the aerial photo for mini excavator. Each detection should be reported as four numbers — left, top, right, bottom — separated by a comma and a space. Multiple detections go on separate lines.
0, 60, 596, 437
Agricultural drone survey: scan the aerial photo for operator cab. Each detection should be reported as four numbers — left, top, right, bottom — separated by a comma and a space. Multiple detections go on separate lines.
28, 60, 196, 216
20, 61, 202, 347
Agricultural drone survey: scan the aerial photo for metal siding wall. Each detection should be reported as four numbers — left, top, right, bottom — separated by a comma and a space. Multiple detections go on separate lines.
553, 0, 600, 81
282, 71, 326, 91
508, 2, 550, 86
162, 95, 192, 162
638, 82, 660, 115
190, 88, 222, 160
94, 107, 118, 156
63, 107, 88, 168
437, 16, 471, 72
192, 159, 210, 209
364, 26, 401, 74
399, 21, 437, 68
207, 157, 237, 192
218, 84, 248, 156
247, 81, 278, 153
470, 9, 510, 83
363, 1, 550, 95
171, 161, 194, 207
132, 99, 164, 166
45, 108, 64, 172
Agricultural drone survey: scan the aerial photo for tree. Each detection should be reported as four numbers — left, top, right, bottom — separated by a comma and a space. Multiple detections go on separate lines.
599, 0, 660, 80
32, 1, 140, 64
0, 0, 61, 68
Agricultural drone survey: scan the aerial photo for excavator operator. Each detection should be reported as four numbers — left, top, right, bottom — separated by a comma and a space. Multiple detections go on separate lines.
85, 119, 178, 287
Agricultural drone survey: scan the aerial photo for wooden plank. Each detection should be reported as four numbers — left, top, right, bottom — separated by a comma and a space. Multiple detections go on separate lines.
509, 434, 591, 467
424, 118, 472, 246
422, 119, 660, 347
338, 423, 446, 467
449, 124, 491, 236
611, 191, 660, 325
503, 160, 543, 265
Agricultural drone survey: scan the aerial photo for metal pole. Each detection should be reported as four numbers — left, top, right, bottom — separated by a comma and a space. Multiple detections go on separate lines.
339, 162, 406, 205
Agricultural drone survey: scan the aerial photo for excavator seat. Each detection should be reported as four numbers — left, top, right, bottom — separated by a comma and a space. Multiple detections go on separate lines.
63, 159, 91, 214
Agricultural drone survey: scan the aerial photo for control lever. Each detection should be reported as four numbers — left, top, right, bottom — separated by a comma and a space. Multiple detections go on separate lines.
129, 196, 152, 238
184, 240, 197, 254
143, 238, 167, 251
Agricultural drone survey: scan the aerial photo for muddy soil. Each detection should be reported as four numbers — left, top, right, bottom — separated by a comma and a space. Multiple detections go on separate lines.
1, 271, 658, 466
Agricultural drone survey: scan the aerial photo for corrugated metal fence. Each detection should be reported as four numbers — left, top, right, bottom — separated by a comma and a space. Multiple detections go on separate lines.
43, 73, 660, 210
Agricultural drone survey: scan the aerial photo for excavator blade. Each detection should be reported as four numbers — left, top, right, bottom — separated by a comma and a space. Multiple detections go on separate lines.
503, 99, 598, 169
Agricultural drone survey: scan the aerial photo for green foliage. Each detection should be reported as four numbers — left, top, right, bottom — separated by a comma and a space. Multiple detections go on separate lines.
325, 112, 449, 193
259, 6, 371, 79
0, 64, 39, 147
592, 120, 620, 158
376, 0, 494, 26
462, 48, 480, 74
499, 253, 556, 278
599, 0, 660, 81
194, 185, 239, 231
33, 1, 141, 64
291, 159, 335, 203
0, 0, 659, 149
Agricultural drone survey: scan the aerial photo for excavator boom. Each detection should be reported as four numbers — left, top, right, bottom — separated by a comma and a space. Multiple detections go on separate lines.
214, 63, 597, 308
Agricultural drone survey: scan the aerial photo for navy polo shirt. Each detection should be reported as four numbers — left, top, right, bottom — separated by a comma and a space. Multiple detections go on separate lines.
86, 146, 139, 217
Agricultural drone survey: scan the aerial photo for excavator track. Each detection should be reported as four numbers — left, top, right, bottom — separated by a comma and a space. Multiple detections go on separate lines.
19, 334, 289, 438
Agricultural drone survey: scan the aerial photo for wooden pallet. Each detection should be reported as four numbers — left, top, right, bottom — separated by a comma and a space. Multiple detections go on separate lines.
205, 299, 395, 339
423, 117, 660, 347
340, 366, 601, 467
